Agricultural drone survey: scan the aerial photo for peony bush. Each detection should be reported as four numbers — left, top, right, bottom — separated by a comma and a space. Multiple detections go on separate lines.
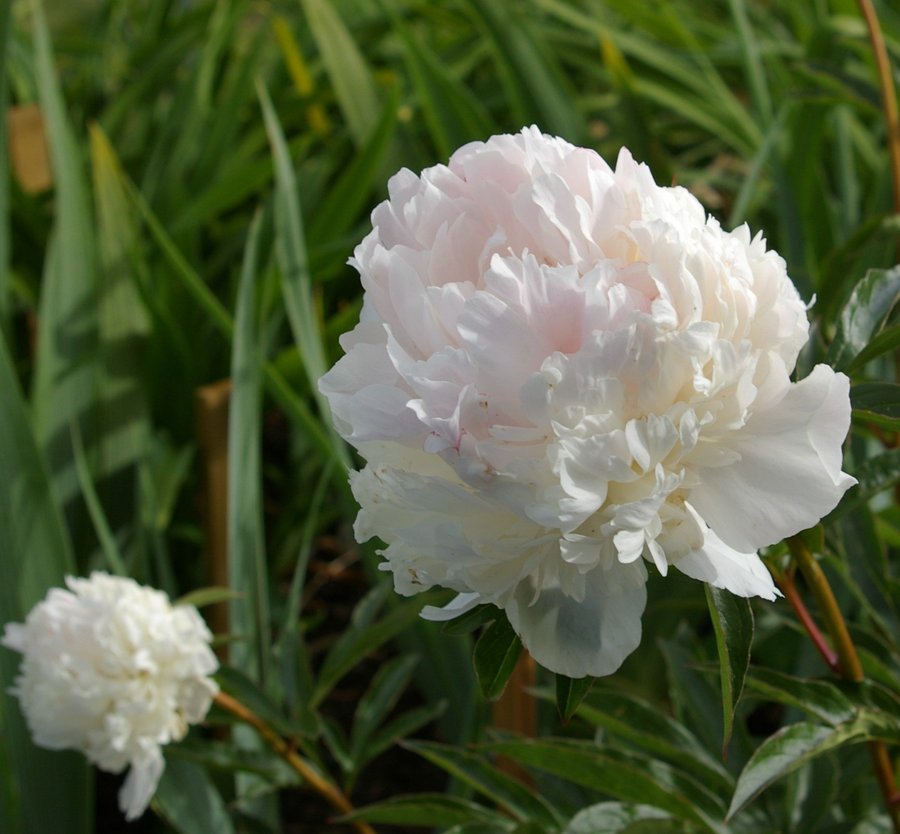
319, 127, 856, 678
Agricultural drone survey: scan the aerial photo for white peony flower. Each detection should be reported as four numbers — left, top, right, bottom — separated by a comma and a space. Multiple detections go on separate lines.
319, 127, 856, 679
2, 572, 218, 820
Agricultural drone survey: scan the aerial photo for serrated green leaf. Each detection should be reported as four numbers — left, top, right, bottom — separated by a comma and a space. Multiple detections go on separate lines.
153, 757, 235, 834
705, 585, 753, 754
473, 613, 523, 701
556, 674, 595, 723
828, 267, 900, 371
851, 382, 900, 430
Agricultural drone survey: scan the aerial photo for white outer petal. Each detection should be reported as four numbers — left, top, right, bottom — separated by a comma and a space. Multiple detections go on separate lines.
674, 512, 779, 600
505, 561, 647, 678
119, 748, 164, 821
689, 364, 856, 552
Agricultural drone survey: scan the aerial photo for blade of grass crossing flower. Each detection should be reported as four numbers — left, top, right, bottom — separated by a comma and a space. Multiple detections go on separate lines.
0, 311, 91, 834
228, 210, 270, 684
259, 82, 351, 471
299, 0, 380, 145
705, 586, 754, 755
28, 0, 99, 508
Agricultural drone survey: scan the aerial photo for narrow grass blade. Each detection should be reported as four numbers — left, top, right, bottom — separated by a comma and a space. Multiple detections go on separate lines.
0, 311, 91, 834
299, 0, 380, 145
28, 0, 99, 508
0, 0, 11, 331
258, 81, 351, 470
228, 210, 270, 683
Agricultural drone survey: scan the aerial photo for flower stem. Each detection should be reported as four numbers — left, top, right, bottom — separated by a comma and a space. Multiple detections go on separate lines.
773, 565, 840, 674
787, 536, 900, 832
857, 0, 900, 222
213, 691, 377, 834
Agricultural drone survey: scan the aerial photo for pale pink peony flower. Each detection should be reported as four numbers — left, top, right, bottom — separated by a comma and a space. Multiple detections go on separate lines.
2, 572, 218, 820
319, 127, 856, 678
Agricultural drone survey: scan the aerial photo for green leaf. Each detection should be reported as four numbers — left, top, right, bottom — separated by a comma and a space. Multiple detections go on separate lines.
744, 669, 856, 725
846, 324, 900, 373
727, 711, 900, 819
28, 0, 100, 510
312, 587, 431, 707
564, 802, 673, 834
349, 654, 419, 763
441, 603, 500, 635
473, 613, 523, 701
175, 586, 242, 610
342, 794, 510, 827
0, 0, 11, 329
153, 757, 235, 834
705, 585, 753, 754
307, 84, 399, 242
258, 81, 351, 471
168, 739, 298, 784
827, 266, 900, 372
387, 8, 493, 160
403, 740, 562, 828
228, 210, 270, 684
490, 740, 726, 834
299, 0, 380, 145
214, 667, 304, 741
851, 383, 900, 430
828, 449, 900, 521
556, 674, 595, 723
570, 688, 732, 794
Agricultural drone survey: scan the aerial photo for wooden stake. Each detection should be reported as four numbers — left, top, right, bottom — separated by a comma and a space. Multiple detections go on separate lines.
491, 653, 537, 785
195, 379, 232, 656
7, 104, 53, 194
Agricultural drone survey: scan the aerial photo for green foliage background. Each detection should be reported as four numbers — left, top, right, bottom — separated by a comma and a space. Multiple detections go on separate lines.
1, 0, 899, 832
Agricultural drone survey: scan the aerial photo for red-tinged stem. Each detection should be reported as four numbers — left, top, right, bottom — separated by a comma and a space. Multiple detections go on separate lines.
787, 537, 900, 833
774, 566, 840, 674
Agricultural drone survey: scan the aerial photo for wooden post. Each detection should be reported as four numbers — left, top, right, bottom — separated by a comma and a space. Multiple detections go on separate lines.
7, 104, 53, 194
195, 379, 232, 656
491, 653, 537, 785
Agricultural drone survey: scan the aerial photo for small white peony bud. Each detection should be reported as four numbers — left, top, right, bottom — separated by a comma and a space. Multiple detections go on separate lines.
319, 126, 856, 679
2, 572, 219, 820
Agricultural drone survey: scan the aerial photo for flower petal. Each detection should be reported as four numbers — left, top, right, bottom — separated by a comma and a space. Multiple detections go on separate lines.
119, 748, 164, 821
689, 364, 855, 552
674, 511, 779, 600
505, 561, 647, 678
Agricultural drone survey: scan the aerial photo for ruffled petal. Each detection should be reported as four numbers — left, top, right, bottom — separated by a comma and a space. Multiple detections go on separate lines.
119, 748, 164, 821
689, 364, 855, 552
505, 562, 647, 678
673, 511, 779, 600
